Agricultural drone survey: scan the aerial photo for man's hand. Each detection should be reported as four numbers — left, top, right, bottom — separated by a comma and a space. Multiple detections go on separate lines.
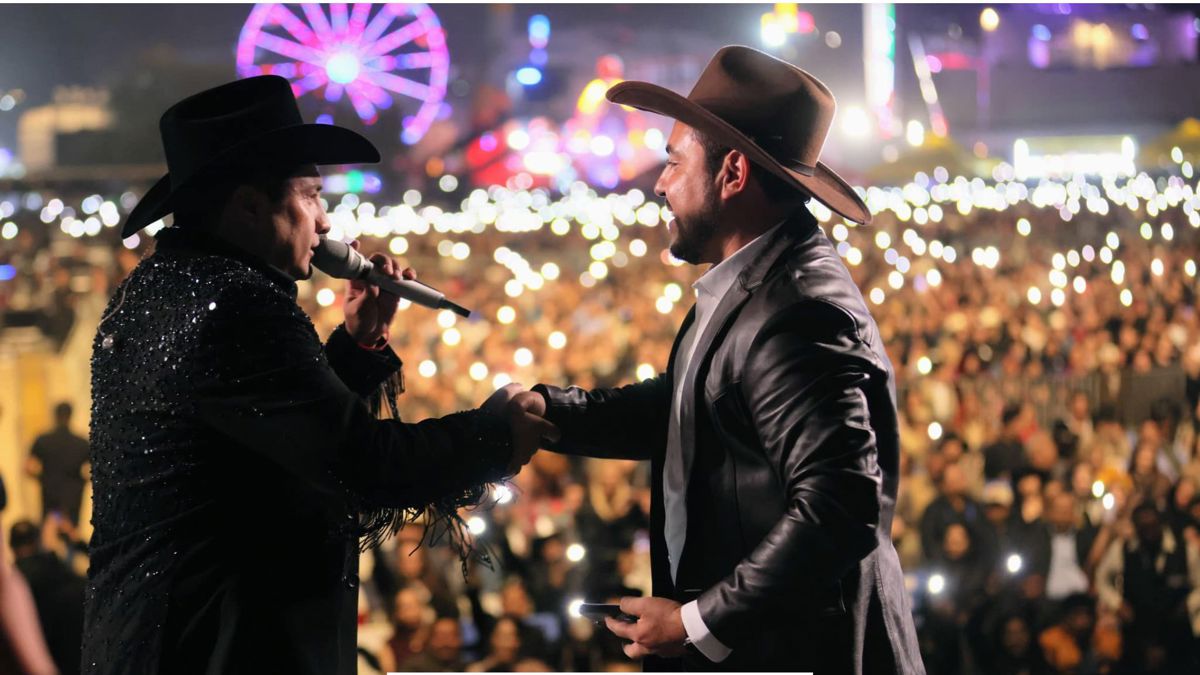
482, 383, 525, 416
489, 386, 559, 473
343, 240, 414, 348
506, 390, 547, 418
507, 410, 559, 474
603, 596, 688, 660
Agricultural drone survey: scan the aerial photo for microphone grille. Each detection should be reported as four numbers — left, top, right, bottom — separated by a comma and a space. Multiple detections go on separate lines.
312, 237, 367, 279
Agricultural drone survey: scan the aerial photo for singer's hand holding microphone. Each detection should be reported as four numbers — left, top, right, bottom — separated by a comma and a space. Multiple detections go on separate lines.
315, 237, 559, 466
313, 236, 471, 348
333, 240, 414, 349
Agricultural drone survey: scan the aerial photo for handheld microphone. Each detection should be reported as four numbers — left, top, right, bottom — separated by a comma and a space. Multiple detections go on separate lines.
311, 237, 472, 317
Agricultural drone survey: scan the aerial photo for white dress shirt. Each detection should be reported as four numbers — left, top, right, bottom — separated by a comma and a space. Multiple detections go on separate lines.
665, 222, 783, 663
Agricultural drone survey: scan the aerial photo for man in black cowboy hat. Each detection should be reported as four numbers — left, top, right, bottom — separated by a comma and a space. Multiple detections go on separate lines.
84, 76, 556, 674
506, 46, 924, 672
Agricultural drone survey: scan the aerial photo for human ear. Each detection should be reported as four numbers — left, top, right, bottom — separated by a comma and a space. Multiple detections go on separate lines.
720, 150, 751, 200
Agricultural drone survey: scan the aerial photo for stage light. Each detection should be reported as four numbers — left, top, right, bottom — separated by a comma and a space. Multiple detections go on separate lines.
842, 106, 871, 139
528, 14, 551, 49
516, 67, 543, 87
1006, 554, 1023, 574
980, 8, 999, 32
761, 15, 788, 48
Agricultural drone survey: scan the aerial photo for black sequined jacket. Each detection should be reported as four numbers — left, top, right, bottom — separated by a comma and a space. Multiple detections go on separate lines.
83, 228, 513, 674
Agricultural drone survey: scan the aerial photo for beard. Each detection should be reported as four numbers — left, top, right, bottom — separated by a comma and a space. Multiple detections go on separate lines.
667, 186, 721, 265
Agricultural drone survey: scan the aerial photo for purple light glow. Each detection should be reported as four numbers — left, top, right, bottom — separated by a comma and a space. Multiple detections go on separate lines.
237, 3, 450, 143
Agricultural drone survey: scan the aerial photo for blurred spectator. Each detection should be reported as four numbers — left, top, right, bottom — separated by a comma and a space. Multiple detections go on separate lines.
526, 533, 585, 619
1036, 593, 1119, 674
937, 523, 990, 619
399, 616, 467, 672
1148, 398, 1190, 482
921, 462, 988, 560
470, 576, 553, 665
466, 615, 550, 672
1034, 493, 1094, 603
0, 540, 56, 675
10, 518, 85, 674
985, 404, 1029, 482
985, 612, 1049, 675
1062, 392, 1095, 458
1128, 441, 1173, 507
1095, 502, 1200, 673
25, 401, 90, 526
387, 585, 433, 668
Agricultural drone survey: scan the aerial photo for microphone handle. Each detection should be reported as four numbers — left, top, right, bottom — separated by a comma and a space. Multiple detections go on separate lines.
365, 269, 471, 317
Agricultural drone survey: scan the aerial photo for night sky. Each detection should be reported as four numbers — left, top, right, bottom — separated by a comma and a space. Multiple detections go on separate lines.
0, 4, 795, 149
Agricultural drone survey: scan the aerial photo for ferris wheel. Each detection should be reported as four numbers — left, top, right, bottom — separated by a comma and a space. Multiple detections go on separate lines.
236, 3, 450, 144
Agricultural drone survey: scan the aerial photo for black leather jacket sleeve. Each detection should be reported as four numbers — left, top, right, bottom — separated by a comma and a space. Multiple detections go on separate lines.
191, 278, 513, 510
696, 299, 883, 647
532, 376, 671, 461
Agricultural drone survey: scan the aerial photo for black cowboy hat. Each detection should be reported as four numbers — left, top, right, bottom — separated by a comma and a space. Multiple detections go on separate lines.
607, 45, 871, 224
122, 75, 380, 238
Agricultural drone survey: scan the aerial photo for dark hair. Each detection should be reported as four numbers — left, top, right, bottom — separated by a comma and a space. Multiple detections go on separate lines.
173, 168, 294, 228
1149, 397, 1181, 426
1059, 593, 1095, 617
54, 401, 72, 421
9, 520, 39, 552
936, 432, 963, 453
1001, 402, 1022, 426
1131, 501, 1161, 521
692, 128, 809, 205
1095, 404, 1119, 425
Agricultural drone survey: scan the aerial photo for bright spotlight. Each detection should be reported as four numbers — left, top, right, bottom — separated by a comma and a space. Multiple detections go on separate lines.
842, 106, 872, 139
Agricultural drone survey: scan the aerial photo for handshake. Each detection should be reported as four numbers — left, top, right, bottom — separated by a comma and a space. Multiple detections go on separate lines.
481, 383, 559, 475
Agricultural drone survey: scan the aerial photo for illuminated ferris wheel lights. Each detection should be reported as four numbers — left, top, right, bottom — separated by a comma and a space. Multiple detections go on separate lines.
238, 3, 449, 143
326, 52, 361, 84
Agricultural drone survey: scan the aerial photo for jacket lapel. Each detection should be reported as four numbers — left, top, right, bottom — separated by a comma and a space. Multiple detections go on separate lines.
675, 216, 818, 513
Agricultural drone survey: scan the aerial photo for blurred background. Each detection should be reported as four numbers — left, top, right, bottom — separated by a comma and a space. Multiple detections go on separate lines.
3, 3, 1200, 673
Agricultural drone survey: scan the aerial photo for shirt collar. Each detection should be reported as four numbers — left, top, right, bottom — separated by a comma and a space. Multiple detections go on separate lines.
692, 220, 785, 302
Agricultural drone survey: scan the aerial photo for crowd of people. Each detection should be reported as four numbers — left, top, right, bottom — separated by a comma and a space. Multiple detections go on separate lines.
2, 167, 1200, 672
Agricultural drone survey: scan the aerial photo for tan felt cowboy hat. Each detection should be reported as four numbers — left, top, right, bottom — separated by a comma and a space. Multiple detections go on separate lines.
606, 45, 871, 225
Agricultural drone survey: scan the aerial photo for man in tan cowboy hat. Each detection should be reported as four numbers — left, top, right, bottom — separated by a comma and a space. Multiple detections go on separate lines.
506, 46, 925, 672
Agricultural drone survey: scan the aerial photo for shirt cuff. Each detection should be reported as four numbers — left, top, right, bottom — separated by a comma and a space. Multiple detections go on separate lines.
681, 600, 731, 663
